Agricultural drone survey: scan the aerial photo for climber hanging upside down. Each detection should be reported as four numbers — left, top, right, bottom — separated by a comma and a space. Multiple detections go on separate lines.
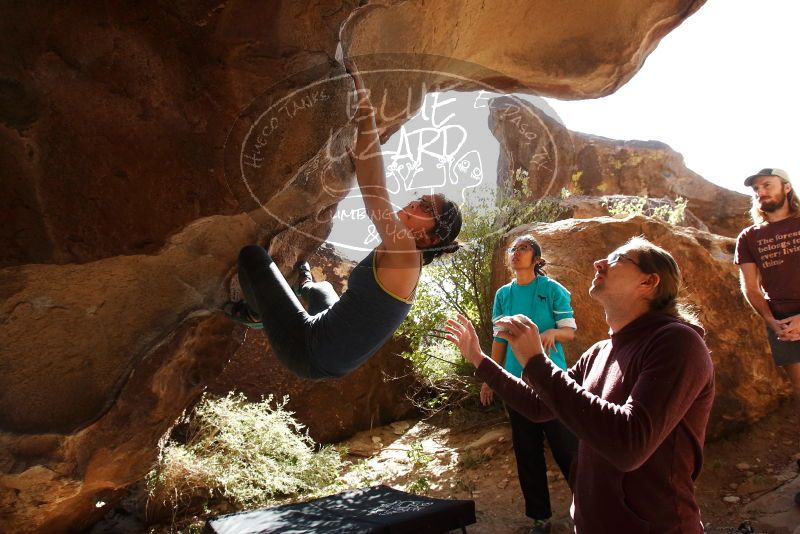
223, 60, 463, 379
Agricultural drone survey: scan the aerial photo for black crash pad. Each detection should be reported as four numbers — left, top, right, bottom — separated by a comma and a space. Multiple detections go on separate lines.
204, 485, 476, 533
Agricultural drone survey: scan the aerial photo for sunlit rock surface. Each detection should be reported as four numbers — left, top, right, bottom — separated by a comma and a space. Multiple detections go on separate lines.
342, 0, 706, 99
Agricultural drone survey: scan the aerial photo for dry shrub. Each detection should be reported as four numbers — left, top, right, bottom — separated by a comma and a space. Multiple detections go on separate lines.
144, 393, 344, 523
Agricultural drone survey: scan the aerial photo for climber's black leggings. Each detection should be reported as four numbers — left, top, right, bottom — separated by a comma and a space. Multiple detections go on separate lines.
237, 245, 340, 378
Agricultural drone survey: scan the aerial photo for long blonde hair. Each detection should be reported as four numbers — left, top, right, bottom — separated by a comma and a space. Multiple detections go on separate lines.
750, 175, 800, 224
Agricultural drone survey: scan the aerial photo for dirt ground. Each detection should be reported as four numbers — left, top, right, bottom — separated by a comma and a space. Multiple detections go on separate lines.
340, 399, 800, 533
92, 399, 799, 533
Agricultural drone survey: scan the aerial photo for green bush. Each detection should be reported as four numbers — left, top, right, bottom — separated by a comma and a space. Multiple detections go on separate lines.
605, 195, 687, 225
396, 169, 565, 415
145, 393, 344, 521
606, 196, 647, 218
407, 440, 434, 468
407, 476, 432, 495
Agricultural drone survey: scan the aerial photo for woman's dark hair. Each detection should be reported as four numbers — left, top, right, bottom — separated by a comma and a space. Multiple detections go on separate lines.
421, 196, 463, 265
507, 234, 546, 276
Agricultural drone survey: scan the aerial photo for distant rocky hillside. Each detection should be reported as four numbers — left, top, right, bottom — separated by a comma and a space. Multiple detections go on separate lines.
489, 95, 751, 237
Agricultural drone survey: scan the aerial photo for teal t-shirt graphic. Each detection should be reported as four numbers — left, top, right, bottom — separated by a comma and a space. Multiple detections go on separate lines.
492, 276, 575, 377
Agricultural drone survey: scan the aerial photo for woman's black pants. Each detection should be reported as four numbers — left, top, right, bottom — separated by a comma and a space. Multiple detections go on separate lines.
236, 245, 340, 379
507, 407, 578, 521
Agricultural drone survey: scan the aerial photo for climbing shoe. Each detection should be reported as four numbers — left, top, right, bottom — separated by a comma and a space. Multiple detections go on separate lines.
222, 300, 263, 329
528, 519, 551, 534
228, 274, 243, 302
293, 260, 313, 296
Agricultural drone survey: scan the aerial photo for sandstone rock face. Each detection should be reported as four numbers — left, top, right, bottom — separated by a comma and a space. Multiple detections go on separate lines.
0, 2, 358, 268
0, 215, 256, 435
1, 1, 708, 532
343, 0, 706, 99
1, 0, 705, 268
489, 95, 751, 237
208, 244, 418, 444
492, 216, 790, 440
0, 216, 253, 532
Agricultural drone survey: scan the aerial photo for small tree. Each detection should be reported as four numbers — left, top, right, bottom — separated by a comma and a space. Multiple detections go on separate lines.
396, 169, 565, 413
422, 168, 564, 349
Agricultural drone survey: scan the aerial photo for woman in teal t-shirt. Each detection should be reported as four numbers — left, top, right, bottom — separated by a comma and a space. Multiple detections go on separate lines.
484, 234, 578, 532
